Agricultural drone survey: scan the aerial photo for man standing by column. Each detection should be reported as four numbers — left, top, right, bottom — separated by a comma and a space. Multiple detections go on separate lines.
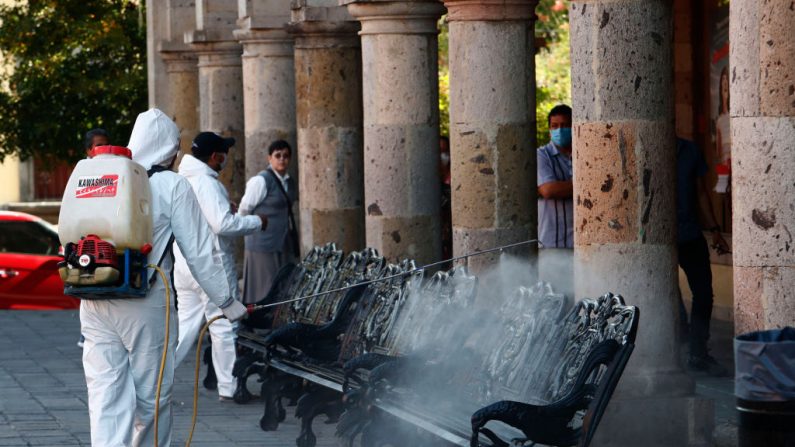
173, 132, 267, 400
537, 105, 574, 295
537, 104, 574, 249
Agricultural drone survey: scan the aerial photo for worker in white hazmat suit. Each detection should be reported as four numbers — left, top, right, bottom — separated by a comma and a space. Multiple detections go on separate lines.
173, 132, 267, 399
80, 109, 249, 447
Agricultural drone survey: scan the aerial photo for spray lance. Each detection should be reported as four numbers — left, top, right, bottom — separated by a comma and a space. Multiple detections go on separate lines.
179, 238, 540, 447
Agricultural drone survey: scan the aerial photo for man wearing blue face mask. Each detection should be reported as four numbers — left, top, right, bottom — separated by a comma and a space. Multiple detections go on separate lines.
537, 104, 574, 249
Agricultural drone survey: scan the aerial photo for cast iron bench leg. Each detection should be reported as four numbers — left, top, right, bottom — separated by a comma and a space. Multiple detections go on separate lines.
260, 371, 290, 431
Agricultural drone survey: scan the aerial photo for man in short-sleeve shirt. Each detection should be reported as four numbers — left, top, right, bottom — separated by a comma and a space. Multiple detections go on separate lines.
537, 104, 574, 249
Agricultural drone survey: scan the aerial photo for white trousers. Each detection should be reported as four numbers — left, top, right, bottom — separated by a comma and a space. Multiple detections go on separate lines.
81, 290, 176, 447
174, 280, 238, 398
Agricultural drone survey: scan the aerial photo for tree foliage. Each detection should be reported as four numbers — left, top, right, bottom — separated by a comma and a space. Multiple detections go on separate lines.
438, 17, 449, 138
0, 0, 147, 164
535, 0, 571, 146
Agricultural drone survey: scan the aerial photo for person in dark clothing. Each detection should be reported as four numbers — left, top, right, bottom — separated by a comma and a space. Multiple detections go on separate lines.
676, 138, 730, 376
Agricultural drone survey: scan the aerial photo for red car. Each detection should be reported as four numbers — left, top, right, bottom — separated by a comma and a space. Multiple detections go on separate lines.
0, 211, 78, 310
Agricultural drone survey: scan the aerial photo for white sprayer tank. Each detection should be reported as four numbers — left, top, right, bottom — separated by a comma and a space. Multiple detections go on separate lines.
59, 146, 153, 252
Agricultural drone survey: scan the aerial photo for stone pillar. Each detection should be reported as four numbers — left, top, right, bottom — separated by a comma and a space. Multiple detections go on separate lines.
157, 0, 203, 152
731, 0, 795, 333
570, 1, 712, 446
146, 0, 170, 107
160, 50, 199, 154
289, 2, 365, 254
444, 0, 537, 271
235, 29, 297, 180
344, 0, 445, 264
186, 2, 246, 202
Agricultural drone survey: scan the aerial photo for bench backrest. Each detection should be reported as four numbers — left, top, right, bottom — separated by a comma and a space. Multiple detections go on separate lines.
387, 265, 479, 357
543, 293, 638, 404
272, 243, 342, 327
337, 260, 420, 363
267, 245, 385, 328
303, 247, 386, 325
479, 283, 568, 404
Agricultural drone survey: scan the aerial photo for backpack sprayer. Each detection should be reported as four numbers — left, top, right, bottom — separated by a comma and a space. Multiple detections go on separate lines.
58, 145, 155, 298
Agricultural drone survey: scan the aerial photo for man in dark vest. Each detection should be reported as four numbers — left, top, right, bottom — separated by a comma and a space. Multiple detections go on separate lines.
239, 140, 298, 304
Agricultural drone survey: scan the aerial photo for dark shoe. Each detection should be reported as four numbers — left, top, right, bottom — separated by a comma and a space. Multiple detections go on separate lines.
203, 345, 218, 390
688, 353, 730, 377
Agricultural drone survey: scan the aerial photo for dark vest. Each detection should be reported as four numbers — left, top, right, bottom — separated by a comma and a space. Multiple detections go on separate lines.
244, 169, 297, 253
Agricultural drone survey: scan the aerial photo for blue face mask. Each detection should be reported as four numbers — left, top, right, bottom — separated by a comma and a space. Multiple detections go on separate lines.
550, 127, 572, 147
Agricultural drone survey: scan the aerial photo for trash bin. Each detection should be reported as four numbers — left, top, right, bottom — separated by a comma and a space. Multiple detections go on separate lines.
735, 327, 795, 447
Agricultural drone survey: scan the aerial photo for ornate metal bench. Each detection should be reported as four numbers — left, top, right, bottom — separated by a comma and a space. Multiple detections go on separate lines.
234, 244, 638, 447
338, 289, 638, 447
232, 244, 384, 404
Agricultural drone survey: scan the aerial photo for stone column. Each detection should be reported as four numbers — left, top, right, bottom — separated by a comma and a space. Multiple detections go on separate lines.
156, 0, 203, 153
188, 42, 246, 202
444, 0, 537, 271
235, 29, 297, 179
186, 0, 246, 202
731, 0, 795, 333
160, 50, 199, 154
570, 1, 712, 446
344, 0, 445, 264
289, 2, 364, 254
146, 0, 170, 107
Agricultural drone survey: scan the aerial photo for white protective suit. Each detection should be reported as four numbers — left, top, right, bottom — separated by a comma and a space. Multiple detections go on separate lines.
173, 153, 261, 397
80, 109, 231, 447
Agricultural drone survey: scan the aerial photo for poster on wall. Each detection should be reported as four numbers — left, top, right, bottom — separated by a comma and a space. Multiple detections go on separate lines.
710, 0, 731, 230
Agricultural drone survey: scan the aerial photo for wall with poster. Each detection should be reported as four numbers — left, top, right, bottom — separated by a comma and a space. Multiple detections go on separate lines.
709, 0, 731, 232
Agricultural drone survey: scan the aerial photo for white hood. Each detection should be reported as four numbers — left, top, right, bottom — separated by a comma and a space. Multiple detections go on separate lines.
178, 153, 219, 179
128, 108, 180, 170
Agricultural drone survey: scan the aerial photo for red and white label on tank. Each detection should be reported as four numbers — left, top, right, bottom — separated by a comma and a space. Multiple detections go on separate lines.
75, 175, 120, 198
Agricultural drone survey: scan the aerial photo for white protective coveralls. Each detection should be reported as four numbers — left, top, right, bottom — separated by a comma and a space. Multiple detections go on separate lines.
173, 153, 261, 397
80, 109, 232, 447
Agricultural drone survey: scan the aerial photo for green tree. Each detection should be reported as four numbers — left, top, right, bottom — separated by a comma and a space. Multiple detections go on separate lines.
0, 0, 147, 164
438, 16, 449, 138
535, 0, 571, 146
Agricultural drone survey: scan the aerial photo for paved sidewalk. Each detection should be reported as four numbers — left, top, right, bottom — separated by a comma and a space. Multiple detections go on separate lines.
1, 310, 739, 447
0, 310, 338, 447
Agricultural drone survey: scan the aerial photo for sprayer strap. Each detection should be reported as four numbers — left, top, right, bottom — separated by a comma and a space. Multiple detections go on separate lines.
148, 234, 175, 287
147, 165, 170, 177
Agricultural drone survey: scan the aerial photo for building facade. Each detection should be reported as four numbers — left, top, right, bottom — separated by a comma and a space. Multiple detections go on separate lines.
145, 0, 794, 444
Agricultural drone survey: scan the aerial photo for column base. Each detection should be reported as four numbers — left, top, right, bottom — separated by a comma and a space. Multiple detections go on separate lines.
366, 215, 440, 264
300, 207, 365, 254
452, 226, 535, 273
592, 395, 714, 447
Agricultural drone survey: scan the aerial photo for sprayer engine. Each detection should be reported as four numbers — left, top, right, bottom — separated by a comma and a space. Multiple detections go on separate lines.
70, 235, 119, 270
59, 235, 122, 286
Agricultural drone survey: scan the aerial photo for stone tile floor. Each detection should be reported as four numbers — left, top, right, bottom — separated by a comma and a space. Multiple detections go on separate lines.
0, 310, 338, 447
1, 310, 739, 446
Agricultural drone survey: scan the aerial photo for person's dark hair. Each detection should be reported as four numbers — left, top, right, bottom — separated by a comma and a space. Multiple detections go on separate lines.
440, 135, 450, 144
195, 153, 212, 163
84, 129, 109, 150
547, 104, 572, 127
268, 140, 292, 155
